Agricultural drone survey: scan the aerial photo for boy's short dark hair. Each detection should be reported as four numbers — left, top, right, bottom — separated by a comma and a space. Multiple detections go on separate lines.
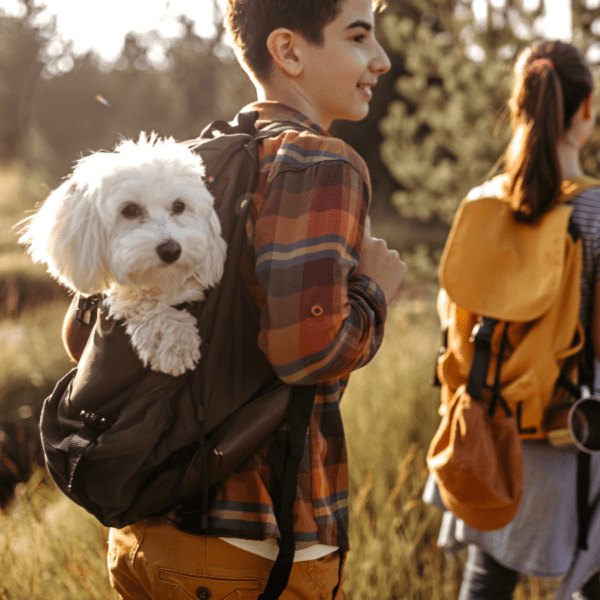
224, 0, 386, 82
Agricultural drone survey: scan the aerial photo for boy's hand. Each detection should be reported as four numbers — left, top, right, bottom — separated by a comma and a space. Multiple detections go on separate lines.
356, 217, 407, 306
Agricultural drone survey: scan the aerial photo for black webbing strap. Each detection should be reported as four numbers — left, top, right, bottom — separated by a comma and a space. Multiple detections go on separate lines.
258, 384, 317, 600
466, 317, 498, 400
67, 410, 115, 492
489, 322, 513, 419
431, 328, 448, 388
332, 549, 346, 598
577, 450, 591, 550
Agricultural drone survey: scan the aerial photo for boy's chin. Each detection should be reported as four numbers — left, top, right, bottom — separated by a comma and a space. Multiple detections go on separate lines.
331, 109, 370, 126
344, 105, 370, 122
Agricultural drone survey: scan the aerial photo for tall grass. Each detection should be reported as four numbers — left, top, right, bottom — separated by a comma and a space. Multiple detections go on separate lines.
0, 469, 116, 600
0, 292, 566, 599
0, 299, 72, 420
0, 158, 111, 596
341, 293, 464, 600
341, 295, 561, 600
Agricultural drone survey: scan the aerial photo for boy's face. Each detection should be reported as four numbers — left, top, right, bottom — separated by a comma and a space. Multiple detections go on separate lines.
297, 0, 390, 129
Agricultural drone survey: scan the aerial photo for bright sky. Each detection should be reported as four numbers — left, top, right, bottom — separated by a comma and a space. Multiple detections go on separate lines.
0, 0, 575, 64
471, 0, 572, 41
0, 0, 227, 64
541, 0, 573, 41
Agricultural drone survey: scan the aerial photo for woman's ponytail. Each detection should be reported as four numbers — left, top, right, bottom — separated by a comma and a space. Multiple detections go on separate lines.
506, 59, 564, 222
505, 41, 593, 223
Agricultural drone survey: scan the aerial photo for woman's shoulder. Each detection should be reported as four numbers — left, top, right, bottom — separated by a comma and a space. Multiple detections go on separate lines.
563, 177, 600, 204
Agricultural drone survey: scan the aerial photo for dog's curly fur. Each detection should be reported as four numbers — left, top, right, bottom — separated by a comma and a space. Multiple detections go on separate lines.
18, 133, 227, 376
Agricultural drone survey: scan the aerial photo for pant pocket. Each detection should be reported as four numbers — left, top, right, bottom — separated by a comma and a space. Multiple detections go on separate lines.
159, 570, 261, 600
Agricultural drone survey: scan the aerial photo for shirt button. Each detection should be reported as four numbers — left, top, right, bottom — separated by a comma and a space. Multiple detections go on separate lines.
196, 587, 211, 600
311, 305, 324, 317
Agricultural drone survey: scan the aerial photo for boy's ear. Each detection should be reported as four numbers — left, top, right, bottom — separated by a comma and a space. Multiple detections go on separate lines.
266, 28, 303, 77
583, 92, 594, 120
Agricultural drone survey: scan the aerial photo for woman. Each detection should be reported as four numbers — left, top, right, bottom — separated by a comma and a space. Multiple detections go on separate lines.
424, 41, 600, 600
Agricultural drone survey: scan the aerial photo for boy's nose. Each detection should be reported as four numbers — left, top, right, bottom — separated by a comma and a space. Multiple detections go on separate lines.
371, 41, 391, 75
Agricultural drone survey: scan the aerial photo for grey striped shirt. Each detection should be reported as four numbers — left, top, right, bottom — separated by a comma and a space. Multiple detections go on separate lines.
567, 186, 600, 331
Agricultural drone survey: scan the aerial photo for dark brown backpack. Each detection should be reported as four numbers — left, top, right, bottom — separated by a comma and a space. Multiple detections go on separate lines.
40, 113, 316, 597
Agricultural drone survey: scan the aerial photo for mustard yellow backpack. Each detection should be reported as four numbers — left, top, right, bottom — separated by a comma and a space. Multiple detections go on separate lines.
427, 174, 600, 531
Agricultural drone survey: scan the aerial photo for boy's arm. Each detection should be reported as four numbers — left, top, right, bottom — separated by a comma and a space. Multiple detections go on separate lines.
254, 157, 401, 385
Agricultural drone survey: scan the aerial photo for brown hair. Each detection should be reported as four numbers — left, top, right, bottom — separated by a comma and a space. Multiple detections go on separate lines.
506, 41, 593, 223
224, 0, 387, 82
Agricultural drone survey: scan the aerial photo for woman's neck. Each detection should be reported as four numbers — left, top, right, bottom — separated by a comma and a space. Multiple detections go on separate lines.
556, 137, 584, 179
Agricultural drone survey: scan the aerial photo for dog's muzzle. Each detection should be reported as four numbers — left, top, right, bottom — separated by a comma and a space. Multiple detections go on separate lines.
157, 239, 182, 264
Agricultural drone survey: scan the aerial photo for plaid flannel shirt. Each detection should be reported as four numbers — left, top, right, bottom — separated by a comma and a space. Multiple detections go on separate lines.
180, 102, 387, 550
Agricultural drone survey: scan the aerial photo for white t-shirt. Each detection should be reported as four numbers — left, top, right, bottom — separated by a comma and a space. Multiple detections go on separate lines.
221, 537, 338, 562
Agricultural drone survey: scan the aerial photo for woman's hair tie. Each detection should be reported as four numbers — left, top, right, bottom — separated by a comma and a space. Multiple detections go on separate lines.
529, 57, 554, 70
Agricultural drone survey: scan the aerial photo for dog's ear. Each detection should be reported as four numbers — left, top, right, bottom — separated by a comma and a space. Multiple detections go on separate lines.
198, 210, 227, 288
18, 173, 112, 295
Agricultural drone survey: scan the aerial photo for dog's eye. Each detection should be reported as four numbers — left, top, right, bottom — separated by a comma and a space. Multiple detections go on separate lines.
122, 203, 142, 219
172, 200, 185, 215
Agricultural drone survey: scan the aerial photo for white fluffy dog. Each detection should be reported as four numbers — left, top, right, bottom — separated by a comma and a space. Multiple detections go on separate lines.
18, 133, 227, 376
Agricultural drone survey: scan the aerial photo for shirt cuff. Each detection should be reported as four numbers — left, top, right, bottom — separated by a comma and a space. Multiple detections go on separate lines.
351, 274, 387, 313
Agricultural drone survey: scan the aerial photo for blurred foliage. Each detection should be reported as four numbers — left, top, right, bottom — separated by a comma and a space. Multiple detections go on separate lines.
379, 14, 511, 226
378, 0, 600, 232
3, 0, 600, 259
0, 298, 72, 421
19, 19, 256, 186
378, 0, 530, 228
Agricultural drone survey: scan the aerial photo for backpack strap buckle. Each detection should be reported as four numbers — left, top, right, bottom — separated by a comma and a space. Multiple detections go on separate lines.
75, 295, 101, 325
467, 317, 498, 400
67, 411, 116, 492
469, 316, 497, 344
79, 410, 115, 433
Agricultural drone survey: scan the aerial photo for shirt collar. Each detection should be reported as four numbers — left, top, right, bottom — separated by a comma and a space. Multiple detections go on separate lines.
242, 101, 331, 137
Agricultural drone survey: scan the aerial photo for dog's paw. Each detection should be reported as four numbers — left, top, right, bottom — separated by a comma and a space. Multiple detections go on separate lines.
127, 308, 201, 376
150, 332, 201, 377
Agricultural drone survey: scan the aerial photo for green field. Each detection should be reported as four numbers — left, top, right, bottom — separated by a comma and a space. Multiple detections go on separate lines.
0, 165, 562, 599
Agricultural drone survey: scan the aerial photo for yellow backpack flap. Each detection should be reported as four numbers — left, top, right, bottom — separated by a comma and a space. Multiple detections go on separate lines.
438, 175, 600, 439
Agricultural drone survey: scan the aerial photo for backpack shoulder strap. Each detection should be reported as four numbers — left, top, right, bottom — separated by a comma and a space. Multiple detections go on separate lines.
184, 112, 305, 429
466, 317, 497, 401
185, 113, 318, 592
258, 384, 317, 600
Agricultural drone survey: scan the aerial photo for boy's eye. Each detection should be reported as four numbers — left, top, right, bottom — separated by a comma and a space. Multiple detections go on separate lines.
353, 34, 366, 43
122, 203, 142, 219
172, 199, 186, 214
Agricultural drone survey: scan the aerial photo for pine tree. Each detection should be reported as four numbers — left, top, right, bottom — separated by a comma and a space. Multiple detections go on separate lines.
378, 0, 546, 228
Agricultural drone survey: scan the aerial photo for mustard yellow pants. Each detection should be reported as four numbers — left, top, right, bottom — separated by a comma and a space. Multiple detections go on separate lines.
108, 518, 347, 600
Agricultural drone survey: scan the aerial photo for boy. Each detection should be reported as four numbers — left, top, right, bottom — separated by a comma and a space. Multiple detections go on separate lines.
107, 0, 406, 598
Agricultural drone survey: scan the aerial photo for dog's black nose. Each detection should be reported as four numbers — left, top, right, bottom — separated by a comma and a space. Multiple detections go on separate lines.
157, 240, 182, 264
